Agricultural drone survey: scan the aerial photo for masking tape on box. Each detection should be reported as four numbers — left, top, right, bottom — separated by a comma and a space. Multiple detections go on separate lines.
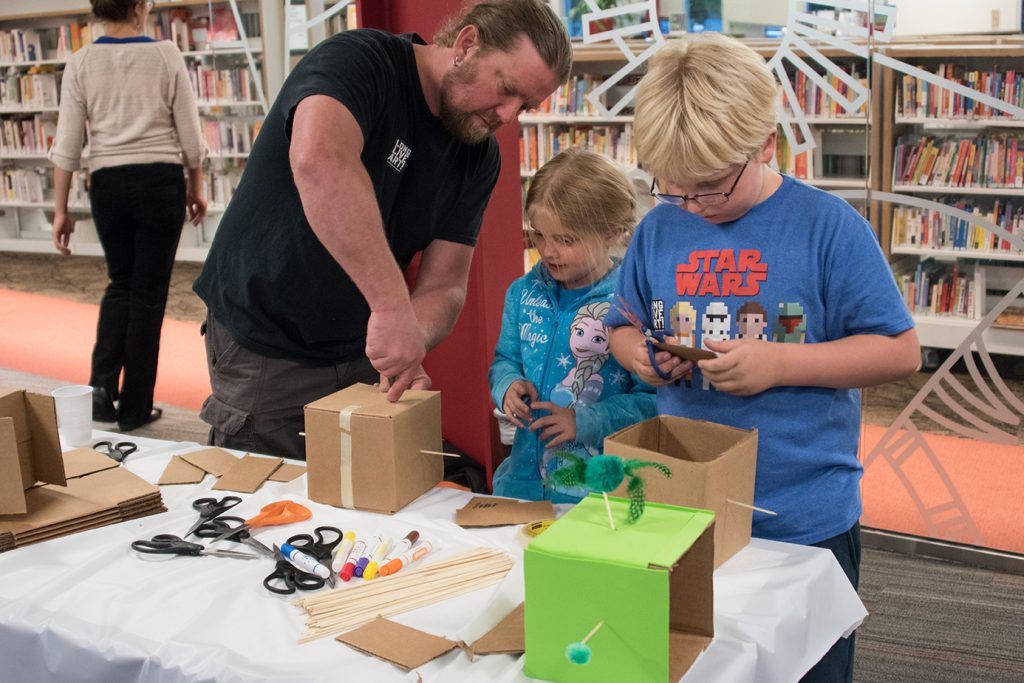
338, 405, 360, 509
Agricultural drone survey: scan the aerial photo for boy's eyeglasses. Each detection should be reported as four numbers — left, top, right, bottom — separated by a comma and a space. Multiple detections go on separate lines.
650, 162, 748, 207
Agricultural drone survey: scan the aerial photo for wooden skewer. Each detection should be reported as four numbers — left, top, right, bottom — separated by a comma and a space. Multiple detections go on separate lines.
602, 492, 616, 531
580, 621, 604, 645
420, 449, 461, 458
726, 499, 778, 516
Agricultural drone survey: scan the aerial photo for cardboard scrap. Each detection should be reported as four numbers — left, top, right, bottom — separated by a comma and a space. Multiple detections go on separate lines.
158, 456, 207, 485
179, 447, 238, 477
0, 389, 66, 515
268, 462, 305, 483
455, 496, 555, 528
470, 603, 524, 655
650, 339, 717, 362
336, 617, 459, 671
213, 454, 283, 494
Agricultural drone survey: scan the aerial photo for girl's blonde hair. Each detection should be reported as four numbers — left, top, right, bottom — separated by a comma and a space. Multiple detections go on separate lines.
525, 148, 637, 253
634, 33, 777, 183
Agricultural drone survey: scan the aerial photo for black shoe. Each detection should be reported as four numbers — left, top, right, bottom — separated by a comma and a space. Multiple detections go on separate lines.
92, 387, 117, 422
118, 407, 162, 432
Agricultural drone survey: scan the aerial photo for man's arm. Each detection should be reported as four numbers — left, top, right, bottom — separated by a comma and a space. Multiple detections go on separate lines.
410, 239, 474, 350
290, 95, 425, 399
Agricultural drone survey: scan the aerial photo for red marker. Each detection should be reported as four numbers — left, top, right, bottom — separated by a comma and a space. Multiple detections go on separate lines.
339, 537, 367, 582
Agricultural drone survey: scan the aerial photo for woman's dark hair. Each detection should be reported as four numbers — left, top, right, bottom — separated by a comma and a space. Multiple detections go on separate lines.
90, 0, 138, 23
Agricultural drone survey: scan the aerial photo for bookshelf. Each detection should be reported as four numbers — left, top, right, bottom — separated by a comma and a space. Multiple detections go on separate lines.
0, 0, 268, 262
884, 44, 1024, 357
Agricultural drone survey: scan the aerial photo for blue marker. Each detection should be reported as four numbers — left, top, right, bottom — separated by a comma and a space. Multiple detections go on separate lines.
280, 542, 334, 586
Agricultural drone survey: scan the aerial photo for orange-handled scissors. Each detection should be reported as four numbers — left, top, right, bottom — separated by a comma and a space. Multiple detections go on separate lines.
206, 500, 312, 545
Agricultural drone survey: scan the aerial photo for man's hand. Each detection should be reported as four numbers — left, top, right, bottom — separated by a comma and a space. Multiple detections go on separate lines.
529, 401, 576, 448
366, 307, 427, 402
629, 338, 693, 386
699, 338, 781, 396
502, 379, 539, 428
380, 365, 432, 394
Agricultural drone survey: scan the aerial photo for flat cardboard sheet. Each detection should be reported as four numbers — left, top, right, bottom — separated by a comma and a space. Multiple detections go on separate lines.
268, 463, 305, 482
455, 497, 555, 528
179, 447, 238, 477
158, 456, 207, 485
470, 603, 524, 655
335, 617, 459, 671
0, 390, 65, 514
213, 455, 283, 493
60, 448, 120, 480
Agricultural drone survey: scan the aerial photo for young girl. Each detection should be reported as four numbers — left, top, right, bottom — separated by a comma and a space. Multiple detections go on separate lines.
489, 148, 656, 503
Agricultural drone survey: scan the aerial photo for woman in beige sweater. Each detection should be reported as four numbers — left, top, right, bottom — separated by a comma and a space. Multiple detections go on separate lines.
50, 0, 206, 431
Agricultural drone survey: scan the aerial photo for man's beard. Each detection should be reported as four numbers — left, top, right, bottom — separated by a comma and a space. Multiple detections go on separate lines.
438, 63, 496, 145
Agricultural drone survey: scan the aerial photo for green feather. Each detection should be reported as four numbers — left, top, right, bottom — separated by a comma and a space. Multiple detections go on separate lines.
623, 459, 673, 479
546, 452, 587, 489
627, 475, 646, 523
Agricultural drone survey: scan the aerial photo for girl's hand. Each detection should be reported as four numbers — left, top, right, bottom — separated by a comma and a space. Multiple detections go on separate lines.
502, 379, 538, 428
529, 401, 576, 448
630, 338, 692, 386
699, 338, 781, 396
52, 213, 74, 255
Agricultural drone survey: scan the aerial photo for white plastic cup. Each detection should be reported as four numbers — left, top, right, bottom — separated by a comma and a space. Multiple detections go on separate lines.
51, 385, 93, 448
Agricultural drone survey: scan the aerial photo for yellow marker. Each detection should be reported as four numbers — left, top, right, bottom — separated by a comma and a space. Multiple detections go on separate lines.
361, 535, 393, 580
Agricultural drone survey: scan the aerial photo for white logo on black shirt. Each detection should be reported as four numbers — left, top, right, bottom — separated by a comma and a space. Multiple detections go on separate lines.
386, 138, 412, 172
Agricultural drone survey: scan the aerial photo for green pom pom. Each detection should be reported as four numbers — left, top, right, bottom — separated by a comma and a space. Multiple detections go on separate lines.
565, 642, 592, 665
584, 455, 625, 493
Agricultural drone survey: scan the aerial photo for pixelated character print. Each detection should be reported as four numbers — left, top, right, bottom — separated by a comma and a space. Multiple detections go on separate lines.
773, 302, 807, 343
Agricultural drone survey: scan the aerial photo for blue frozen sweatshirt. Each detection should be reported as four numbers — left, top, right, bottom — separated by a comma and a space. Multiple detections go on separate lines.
489, 260, 657, 503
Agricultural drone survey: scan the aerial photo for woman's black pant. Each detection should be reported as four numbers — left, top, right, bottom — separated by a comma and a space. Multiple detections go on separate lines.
87, 163, 185, 428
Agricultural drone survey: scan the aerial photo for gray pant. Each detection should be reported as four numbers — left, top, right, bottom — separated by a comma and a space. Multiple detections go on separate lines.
200, 314, 378, 460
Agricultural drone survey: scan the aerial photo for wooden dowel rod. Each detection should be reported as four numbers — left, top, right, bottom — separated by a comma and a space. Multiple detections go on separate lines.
726, 499, 778, 516
420, 449, 461, 458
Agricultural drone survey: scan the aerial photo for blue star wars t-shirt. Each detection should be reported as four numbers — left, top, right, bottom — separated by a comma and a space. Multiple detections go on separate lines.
606, 175, 914, 544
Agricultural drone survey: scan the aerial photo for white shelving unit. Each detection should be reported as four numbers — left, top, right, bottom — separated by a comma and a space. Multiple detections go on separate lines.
0, 0, 267, 263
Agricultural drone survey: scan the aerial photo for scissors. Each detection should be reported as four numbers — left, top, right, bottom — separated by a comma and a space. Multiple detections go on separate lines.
285, 526, 342, 563
613, 295, 674, 381
206, 500, 312, 545
183, 495, 243, 538
92, 440, 138, 463
131, 534, 258, 560
263, 549, 327, 595
192, 515, 276, 558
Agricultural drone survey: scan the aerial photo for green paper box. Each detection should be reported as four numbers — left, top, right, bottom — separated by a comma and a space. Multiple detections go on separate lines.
524, 494, 715, 683
603, 415, 757, 568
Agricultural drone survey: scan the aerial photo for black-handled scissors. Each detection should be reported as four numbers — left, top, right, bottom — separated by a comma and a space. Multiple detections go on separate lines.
285, 526, 342, 563
92, 441, 138, 463
263, 555, 326, 595
184, 496, 242, 538
131, 534, 258, 560
193, 516, 275, 559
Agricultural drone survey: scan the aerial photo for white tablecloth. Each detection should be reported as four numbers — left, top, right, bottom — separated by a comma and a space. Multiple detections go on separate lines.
0, 432, 867, 683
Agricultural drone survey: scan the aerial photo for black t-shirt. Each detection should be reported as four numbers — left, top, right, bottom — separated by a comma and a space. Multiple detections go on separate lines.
193, 30, 500, 363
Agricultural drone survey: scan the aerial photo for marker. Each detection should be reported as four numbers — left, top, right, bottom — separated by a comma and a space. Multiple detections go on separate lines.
360, 534, 393, 580
340, 537, 367, 582
331, 531, 356, 574
378, 539, 437, 577
278, 543, 334, 587
353, 530, 383, 578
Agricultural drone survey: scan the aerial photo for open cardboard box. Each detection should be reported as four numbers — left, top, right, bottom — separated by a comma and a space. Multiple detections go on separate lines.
524, 494, 715, 682
0, 389, 65, 515
603, 415, 757, 568
304, 383, 442, 513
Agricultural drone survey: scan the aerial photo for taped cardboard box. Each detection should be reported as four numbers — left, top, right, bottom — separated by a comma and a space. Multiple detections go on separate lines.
524, 494, 715, 682
603, 415, 757, 568
305, 383, 442, 513
0, 389, 65, 515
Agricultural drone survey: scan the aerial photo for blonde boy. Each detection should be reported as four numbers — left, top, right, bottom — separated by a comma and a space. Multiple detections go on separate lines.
606, 33, 920, 682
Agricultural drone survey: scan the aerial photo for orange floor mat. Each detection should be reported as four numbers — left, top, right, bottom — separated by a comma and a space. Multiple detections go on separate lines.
0, 288, 208, 410
861, 423, 1024, 555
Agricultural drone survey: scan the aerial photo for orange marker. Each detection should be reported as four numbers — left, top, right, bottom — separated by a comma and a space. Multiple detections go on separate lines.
378, 539, 437, 577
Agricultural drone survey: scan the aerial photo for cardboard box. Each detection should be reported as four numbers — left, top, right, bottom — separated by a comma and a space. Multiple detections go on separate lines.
304, 383, 442, 513
524, 494, 715, 682
0, 389, 66, 515
603, 415, 757, 568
